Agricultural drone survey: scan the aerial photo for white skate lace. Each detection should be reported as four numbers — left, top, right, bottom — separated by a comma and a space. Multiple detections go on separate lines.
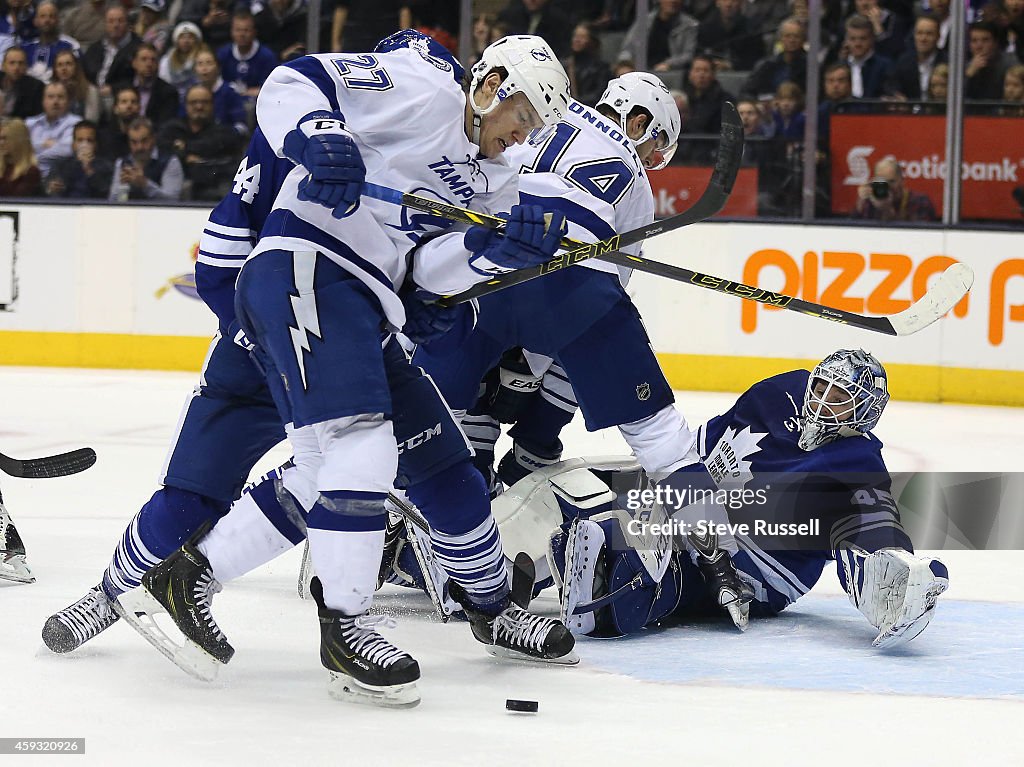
193, 571, 226, 642
59, 588, 116, 644
341, 614, 408, 668
493, 606, 552, 653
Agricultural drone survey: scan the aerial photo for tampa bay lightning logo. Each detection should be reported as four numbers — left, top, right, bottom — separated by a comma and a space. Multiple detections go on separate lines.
385, 186, 457, 244
427, 153, 491, 201
456, 153, 488, 192
531, 48, 552, 61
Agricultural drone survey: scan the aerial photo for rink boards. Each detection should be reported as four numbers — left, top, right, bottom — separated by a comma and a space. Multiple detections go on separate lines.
0, 203, 1020, 405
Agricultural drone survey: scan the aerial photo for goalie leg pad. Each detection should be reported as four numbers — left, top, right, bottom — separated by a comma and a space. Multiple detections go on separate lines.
557, 511, 684, 637
560, 519, 604, 636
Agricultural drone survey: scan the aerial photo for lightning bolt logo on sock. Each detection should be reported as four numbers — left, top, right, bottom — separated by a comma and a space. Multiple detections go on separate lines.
289, 252, 322, 390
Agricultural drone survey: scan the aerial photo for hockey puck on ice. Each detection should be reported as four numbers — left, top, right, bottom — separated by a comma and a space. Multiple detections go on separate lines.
505, 699, 539, 713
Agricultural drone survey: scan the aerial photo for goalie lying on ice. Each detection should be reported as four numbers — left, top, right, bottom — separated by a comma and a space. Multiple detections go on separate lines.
379, 350, 949, 649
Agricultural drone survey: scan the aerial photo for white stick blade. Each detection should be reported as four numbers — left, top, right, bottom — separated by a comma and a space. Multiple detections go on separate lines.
889, 262, 974, 336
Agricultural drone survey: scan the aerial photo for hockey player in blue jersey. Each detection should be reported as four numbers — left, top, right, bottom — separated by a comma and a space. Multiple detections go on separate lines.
43, 31, 587, 707
500, 350, 949, 647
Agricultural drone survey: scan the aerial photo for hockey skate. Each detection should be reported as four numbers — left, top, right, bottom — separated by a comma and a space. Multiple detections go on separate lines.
309, 577, 421, 709
686, 529, 754, 631
0, 500, 34, 583
115, 530, 233, 682
449, 581, 579, 665
42, 586, 120, 652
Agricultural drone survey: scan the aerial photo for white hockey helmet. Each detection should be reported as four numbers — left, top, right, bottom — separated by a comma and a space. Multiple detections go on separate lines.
468, 35, 571, 143
597, 72, 680, 170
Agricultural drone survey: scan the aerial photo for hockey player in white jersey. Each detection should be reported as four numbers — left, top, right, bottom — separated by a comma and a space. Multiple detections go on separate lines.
71, 33, 592, 707
409, 73, 756, 627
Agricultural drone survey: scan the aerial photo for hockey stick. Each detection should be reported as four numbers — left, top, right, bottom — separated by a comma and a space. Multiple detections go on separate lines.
364, 189, 973, 337
362, 101, 744, 305
0, 447, 96, 479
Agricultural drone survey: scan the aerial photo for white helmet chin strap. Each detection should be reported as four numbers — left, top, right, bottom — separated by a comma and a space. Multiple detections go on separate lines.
469, 86, 502, 145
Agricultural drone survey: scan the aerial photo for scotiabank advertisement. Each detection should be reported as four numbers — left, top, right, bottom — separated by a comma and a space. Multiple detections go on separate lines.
830, 114, 1024, 221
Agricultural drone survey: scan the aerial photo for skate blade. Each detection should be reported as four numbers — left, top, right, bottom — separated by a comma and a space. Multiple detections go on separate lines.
327, 672, 421, 709
115, 587, 224, 682
0, 553, 35, 583
297, 540, 314, 600
486, 645, 580, 666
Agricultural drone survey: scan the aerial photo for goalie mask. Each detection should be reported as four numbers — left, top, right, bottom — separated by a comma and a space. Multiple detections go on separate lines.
799, 349, 890, 451
468, 35, 570, 145
597, 72, 680, 170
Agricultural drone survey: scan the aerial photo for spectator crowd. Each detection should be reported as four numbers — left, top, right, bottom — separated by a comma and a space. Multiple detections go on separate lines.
1, 0, 1022, 220
0, 0, 295, 200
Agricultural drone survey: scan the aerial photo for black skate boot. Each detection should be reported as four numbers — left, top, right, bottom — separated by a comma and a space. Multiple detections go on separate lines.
686, 529, 754, 631
0, 500, 34, 583
449, 581, 579, 665
310, 577, 421, 708
497, 439, 563, 488
42, 585, 120, 653
115, 526, 232, 681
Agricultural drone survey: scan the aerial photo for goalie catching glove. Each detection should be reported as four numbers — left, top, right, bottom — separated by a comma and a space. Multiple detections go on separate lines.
838, 547, 949, 648
465, 204, 567, 273
283, 111, 365, 218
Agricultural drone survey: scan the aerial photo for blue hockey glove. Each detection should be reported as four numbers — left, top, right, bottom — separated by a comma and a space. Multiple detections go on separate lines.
282, 111, 365, 218
401, 288, 478, 349
464, 204, 567, 272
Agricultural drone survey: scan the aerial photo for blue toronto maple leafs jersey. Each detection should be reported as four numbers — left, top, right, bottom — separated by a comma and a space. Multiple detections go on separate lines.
195, 127, 293, 331
696, 369, 913, 613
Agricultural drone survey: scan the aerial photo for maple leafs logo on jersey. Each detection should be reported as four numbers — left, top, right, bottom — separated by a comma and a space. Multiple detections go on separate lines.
704, 426, 766, 489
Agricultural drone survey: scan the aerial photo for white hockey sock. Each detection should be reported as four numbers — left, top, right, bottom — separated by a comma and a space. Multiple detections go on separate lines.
307, 527, 386, 615
198, 492, 299, 584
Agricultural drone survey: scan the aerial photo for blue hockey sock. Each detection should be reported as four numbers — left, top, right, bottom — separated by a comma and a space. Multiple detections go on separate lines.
407, 461, 509, 610
102, 487, 224, 599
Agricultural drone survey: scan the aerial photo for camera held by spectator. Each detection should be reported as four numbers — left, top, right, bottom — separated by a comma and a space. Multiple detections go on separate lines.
854, 155, 938, 222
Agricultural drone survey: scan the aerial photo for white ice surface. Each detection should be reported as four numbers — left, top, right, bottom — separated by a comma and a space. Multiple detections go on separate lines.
1, 367, 1022, 766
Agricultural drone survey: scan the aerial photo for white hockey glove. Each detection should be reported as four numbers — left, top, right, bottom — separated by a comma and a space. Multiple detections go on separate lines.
838, 548, 949, 649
